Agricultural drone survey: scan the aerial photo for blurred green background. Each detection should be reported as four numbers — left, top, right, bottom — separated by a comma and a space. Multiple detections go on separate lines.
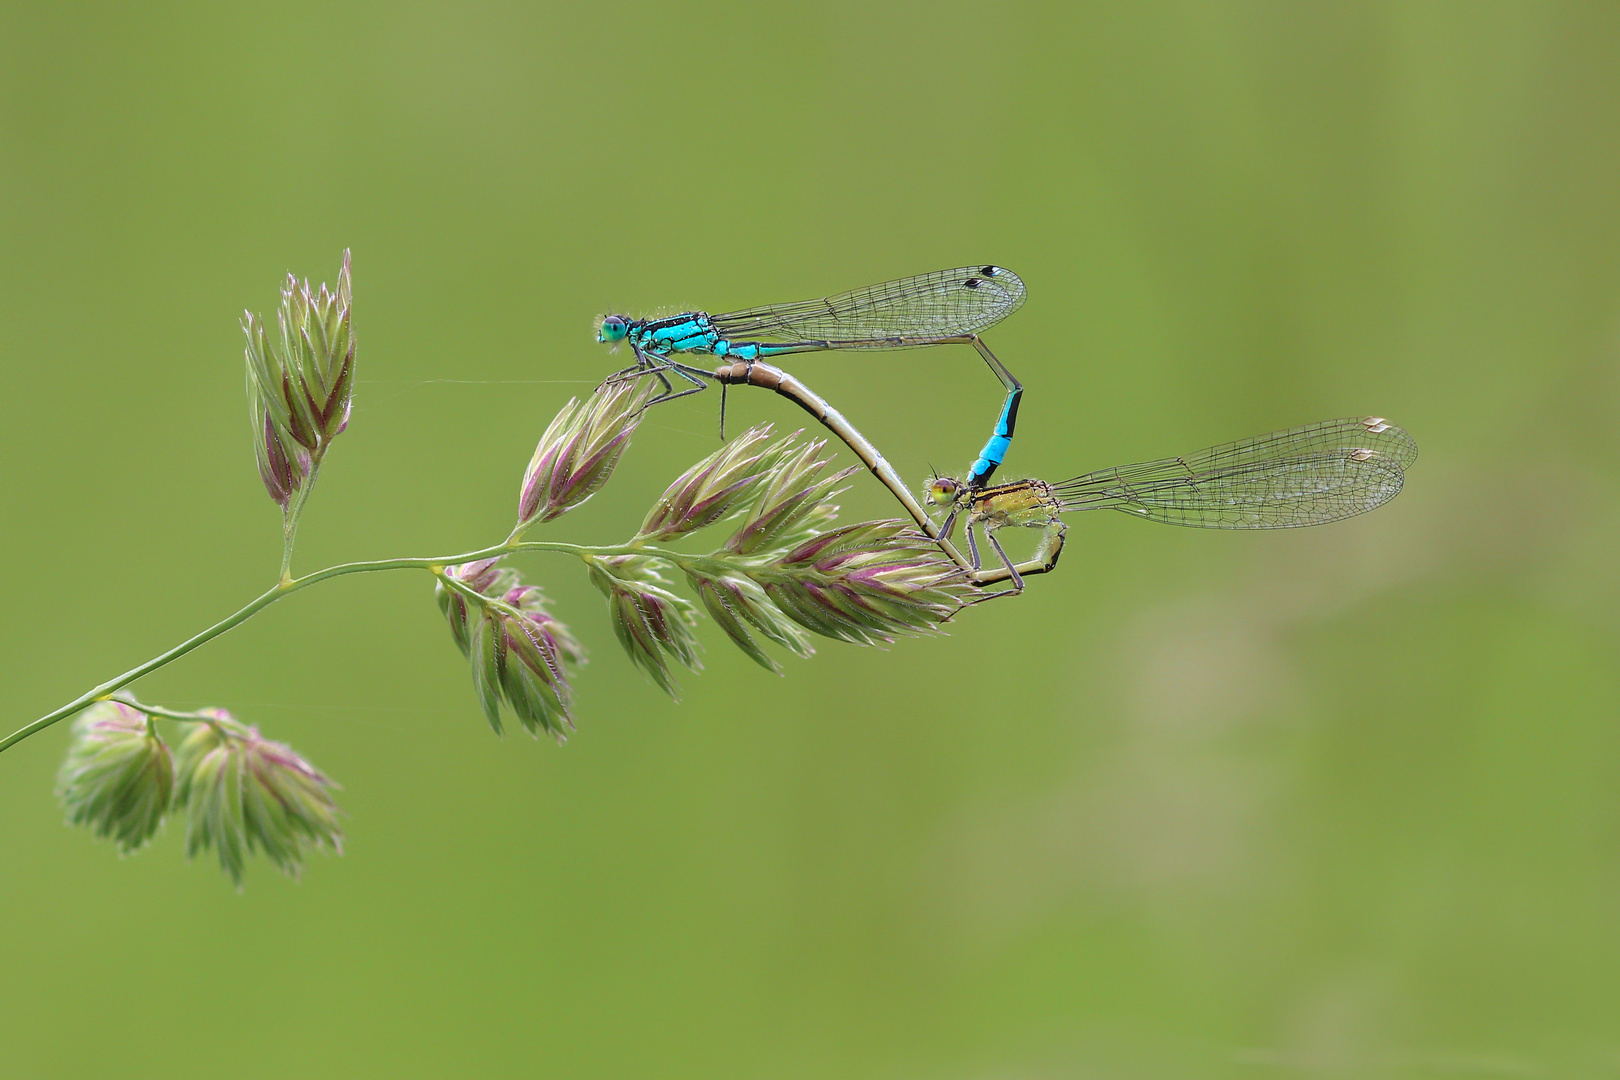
4, 2, 1619, 1076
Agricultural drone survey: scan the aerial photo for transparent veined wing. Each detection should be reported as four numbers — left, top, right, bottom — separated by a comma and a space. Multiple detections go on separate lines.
1053, 417, 1418, 528
709, 265, 1025, 345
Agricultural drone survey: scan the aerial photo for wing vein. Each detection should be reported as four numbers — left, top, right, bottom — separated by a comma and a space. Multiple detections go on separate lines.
1050, 417, 1418, 529
710, 266, 1026, 345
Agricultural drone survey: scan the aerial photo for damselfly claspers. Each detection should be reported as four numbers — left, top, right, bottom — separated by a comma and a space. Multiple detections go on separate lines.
598, 265, 1026, 487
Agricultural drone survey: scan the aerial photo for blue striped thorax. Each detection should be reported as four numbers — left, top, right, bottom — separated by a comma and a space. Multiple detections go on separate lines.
635, 314, 719, 355
599, 311, 789, 361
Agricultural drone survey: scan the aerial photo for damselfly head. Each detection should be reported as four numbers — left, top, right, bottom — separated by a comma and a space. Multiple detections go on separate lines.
926, 476, 964, 507
596, 314, 630, 345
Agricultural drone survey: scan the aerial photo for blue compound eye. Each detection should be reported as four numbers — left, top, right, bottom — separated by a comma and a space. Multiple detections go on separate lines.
597, 315, 629, 344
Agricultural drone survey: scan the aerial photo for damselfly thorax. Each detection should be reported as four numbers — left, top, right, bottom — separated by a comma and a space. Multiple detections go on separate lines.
962, 478, 1066, 529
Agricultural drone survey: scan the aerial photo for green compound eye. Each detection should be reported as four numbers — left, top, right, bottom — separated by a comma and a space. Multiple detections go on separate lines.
597, 316, 629, 344
927, 477, 961, 506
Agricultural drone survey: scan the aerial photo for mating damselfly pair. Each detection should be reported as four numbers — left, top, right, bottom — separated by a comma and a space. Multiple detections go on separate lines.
595, 266, 1417, 597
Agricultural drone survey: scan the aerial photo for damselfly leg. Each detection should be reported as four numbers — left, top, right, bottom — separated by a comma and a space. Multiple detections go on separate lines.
961, 518, 1068, 603
602, 346, 712, 412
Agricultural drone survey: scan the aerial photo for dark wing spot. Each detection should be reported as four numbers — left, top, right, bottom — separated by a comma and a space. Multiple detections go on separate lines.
981, 265, 998, 276
962, 278, 982, 289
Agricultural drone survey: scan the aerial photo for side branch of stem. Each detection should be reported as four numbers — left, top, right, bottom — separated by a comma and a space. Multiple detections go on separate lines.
0, 531, 798, 758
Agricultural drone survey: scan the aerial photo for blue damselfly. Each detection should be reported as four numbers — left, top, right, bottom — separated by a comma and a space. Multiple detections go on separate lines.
598, 266, 1026, 486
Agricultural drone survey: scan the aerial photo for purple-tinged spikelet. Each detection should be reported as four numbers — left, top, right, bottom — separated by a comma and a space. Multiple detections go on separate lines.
174, 710, 341, 887
243, 251, 354, 508
685, 570, 814, 674
517, 377, 655, 528
436, 557, 506, 656
56, 702, 173, 855
761, 522, 972, 647
724, 436, 857, 556
437, 561, 585, 738
637, 424, 782, 541
588, 556, 700, 698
